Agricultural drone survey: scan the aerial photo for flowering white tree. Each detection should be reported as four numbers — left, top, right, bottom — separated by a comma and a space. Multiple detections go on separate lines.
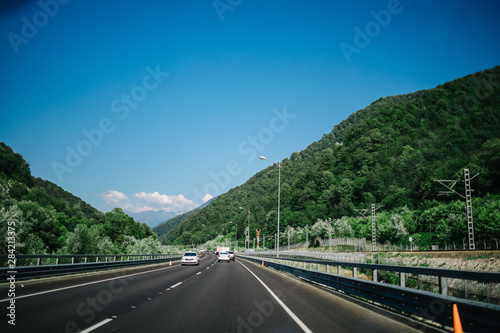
310, 219, 329, 238
284, 226, 306, 244
96, 236, 117, 254
390, 213, 408, 241
123, 236, 166, 254
333, 216, 353, 237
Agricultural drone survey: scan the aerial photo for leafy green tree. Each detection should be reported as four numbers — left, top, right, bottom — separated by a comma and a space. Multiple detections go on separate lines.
62, 224, 101, 254
473, 194, 500, 241
0, 142, 33, 187
0, 183, 25, 254
103, 208, 135, 243
317, 148, 334, 171
24, 234, 47, 255
17, 201, 60, 253
471, 138, 500, 194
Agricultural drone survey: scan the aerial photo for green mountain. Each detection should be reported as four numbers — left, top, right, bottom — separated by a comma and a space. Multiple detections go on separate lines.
161, 66, 500, 247
0, 143, 157, 256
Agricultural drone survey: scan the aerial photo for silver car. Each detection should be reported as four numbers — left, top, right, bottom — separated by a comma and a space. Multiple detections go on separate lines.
218, 252, 230, 262
181, 251, 200, 265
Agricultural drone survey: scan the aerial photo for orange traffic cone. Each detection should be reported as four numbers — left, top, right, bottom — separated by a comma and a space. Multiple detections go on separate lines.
262, 261, 264, 267
453, 304, 463, 333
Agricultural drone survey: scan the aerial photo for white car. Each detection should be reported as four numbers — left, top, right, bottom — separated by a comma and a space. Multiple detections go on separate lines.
218, 252, 230, 263
181, 251, 200, 265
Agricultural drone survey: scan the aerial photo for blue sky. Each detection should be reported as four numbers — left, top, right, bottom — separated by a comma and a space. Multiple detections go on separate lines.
1, 0, 499, 214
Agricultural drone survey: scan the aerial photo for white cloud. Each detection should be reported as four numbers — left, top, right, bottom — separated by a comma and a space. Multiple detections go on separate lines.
134, 192, 196, 212
202, 194, 213, 203
101, 190, 129, 205
100, 190, 197, 214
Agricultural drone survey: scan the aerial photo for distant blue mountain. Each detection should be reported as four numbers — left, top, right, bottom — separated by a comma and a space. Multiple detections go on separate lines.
127, 210, 180, 228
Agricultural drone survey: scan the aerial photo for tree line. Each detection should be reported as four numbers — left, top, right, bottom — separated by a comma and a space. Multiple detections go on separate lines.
0, 142, 166, 258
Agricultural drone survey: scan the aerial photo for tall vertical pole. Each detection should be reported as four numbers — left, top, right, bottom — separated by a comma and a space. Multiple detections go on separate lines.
306, 225, 309, 248
239, 207, 250, 250
372, 204, 376, 252
435, 169, 478, 251
464, 169, 475, 250
230, 221, 237, 250
259, 156, 282, 258
287, 228, 290, 251
328, 217, 332, 249
277, 162, 281, 258
354, 206, 379, 252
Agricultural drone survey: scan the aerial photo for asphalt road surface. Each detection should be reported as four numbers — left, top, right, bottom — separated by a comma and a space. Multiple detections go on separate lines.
1, 253, 428, 332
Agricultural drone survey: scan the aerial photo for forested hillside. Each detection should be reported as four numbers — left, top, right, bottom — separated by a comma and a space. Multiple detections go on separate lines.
153, 209, 200, 240
161, 66, 500, 248
0, 143, 164, 256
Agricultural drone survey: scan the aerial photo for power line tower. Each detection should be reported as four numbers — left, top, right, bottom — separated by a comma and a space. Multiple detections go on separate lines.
354, 204, 381, 251
353, 208, 368, 218
328, 217, 332, 248
305, 225, 309, 247
371, 204, 382, 251
434, 169, 479, 250
464, 169, 475, 250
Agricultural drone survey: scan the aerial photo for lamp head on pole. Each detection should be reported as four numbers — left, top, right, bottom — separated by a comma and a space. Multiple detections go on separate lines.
259, 156, 267, 160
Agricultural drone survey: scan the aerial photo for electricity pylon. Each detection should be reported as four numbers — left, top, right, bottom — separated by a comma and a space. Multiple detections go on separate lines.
434, 169, 479, 250
354, 204, 381, 251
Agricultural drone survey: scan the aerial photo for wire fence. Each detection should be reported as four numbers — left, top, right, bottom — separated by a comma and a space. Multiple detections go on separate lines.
259, 237, 500, 253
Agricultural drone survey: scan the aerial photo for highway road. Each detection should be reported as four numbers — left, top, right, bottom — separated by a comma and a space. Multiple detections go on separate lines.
1, 253, 428, 333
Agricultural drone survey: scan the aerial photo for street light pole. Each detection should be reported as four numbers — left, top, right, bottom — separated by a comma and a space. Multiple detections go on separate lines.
260, 156, 282, 258
239, 206, 250, 250
230, 221, 237, 250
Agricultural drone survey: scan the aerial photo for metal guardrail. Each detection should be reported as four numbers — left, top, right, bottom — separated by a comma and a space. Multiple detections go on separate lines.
255, 253, 500, 282
241, 255, 500, 333
0, 254, 181, 281
251, 253, 500, 302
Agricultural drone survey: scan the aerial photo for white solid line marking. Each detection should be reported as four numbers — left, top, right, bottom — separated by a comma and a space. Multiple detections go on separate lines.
80, 318, 113, 333
170, 282, 182, 289
238, 261, 313, 333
